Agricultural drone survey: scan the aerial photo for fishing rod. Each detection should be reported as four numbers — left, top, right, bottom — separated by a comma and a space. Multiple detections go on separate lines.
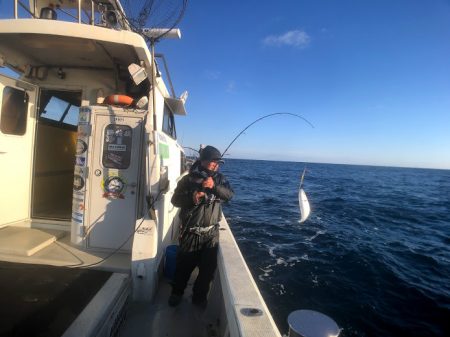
221, 112, 314, 158
184, 113, 313, 163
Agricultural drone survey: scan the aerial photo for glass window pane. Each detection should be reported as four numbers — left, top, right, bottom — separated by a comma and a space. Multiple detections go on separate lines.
162, 103, 176, 139
63, 105, 80, 126
163, 107, 170, 133
102, 124, 133, 169
40, 96, 68, 122
0, 86, 28, 135
39, 90, 81, 128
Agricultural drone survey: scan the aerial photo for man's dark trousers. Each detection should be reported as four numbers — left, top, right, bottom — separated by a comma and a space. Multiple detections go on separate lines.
171, 244, 218, 302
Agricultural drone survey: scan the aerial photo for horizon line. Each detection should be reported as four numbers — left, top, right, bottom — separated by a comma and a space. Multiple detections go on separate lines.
222, 157, 450, 171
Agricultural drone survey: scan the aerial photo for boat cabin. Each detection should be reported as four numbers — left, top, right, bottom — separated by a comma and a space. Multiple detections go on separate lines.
1, 0, 186, 324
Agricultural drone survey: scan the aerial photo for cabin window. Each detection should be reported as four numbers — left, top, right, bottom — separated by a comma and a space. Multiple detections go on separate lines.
39, 89, 81, 129
0, 86, 28, 135
180, 151, 187, 174
162, 103, 177, 139
102, 124, 133, 169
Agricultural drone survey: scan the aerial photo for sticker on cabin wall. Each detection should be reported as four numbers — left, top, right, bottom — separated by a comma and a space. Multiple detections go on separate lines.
72, 213, 83, 224
136, 225, 153, 236
73, 190, 85, 198
76, 139, 88, 155
102, 125, 132, 169
71, 193, 85, 226
108, 169, 119, 176
107, 144, 127, 152
73, 174, 85, 191
72, 198, 85, 212
102, 175, 127, 199
72, 211, 84, 219
158, 133, 167, 143
74, 165, 87, 177
75, 156, 86, 166
77, 125, 91, 137
159, 143, 169, 159
78, 110, 90, 124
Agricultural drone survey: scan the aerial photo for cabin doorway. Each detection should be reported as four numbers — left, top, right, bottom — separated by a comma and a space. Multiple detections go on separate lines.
31, 89, 81, 221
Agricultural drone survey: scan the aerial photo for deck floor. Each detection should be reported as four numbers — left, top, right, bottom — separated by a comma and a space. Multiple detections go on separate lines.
0, 226, 225, 337
0, 225, 130, 272
0, 261, 112, 337
119, 271, 223, 337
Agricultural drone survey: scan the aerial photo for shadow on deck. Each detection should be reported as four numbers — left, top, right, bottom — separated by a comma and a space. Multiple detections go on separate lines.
119, 269, 224, 337
0, 261, 112, 337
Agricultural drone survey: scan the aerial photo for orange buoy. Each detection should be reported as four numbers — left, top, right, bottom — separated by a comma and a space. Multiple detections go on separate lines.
103, 95, 134, 106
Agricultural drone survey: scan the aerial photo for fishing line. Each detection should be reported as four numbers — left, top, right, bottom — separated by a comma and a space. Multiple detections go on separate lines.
183, 146, 199, 154
221, 112, 314, 157
300, 166, 307, 189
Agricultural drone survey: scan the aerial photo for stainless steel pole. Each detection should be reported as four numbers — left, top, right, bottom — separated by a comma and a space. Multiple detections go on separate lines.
91, 0, 95, 25
78, 0, 81, 23
151, 41, 157, 133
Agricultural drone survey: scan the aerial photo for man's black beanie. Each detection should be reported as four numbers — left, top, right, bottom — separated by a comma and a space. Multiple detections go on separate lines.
200, 146, 224, 163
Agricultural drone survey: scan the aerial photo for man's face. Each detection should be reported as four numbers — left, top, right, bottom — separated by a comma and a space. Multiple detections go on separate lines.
201, 160, 219, 172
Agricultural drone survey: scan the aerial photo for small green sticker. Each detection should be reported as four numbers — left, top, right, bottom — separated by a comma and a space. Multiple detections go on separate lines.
159, 143, 169, 159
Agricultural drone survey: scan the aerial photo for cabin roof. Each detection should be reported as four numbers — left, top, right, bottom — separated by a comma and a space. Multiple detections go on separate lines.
0, 19, 151, 73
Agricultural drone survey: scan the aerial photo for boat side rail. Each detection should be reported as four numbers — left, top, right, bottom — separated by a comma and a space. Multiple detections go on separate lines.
4, 0, 129, 29
218, 216, 282, 337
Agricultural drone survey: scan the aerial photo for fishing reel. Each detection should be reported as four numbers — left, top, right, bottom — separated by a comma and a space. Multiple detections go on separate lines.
196, 173, 216, 205
193, 187, 215, 205
197, 185, 216, 205
203, 192, 216, 205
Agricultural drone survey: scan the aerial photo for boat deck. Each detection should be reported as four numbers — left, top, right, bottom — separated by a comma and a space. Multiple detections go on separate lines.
0, 224, 224, 337
0, 219, 283, 337
0, 224, 130, 272
119, 269, 224, 337
0, 261, 113, 337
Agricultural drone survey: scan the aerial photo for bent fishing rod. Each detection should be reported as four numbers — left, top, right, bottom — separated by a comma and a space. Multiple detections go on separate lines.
221, 112, 314, 158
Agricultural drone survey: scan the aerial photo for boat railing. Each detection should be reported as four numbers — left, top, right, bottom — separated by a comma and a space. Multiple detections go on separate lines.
4, 0, 129, 30
218, 216, 282, 337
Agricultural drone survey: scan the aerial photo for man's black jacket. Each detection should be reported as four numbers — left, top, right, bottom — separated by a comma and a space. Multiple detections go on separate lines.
171, 164, 234, 232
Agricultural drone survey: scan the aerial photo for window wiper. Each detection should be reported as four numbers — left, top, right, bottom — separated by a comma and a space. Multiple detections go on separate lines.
59, 104, 72, 123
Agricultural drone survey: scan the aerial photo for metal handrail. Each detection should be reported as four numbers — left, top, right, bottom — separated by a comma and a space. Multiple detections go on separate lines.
11, 0, 96, 25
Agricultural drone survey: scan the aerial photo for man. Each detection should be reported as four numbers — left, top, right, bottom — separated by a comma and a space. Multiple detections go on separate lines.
168, 145, 234, 307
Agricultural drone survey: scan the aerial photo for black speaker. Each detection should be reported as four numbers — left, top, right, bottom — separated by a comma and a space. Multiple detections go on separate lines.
105, 10, 119, 28
40, 7, 57, 20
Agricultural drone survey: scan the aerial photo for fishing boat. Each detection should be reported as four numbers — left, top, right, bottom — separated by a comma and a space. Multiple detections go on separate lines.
0, 1, 284, 336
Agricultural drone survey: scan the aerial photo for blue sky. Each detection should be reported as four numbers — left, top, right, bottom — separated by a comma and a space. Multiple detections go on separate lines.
157, 0, 450, 169
1, 1, 449, 169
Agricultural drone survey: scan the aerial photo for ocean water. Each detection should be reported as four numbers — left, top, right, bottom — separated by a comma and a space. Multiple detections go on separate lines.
220, 159, 450, 337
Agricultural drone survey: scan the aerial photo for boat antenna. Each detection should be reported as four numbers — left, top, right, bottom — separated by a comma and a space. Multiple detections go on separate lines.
221, 112, 314, 158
